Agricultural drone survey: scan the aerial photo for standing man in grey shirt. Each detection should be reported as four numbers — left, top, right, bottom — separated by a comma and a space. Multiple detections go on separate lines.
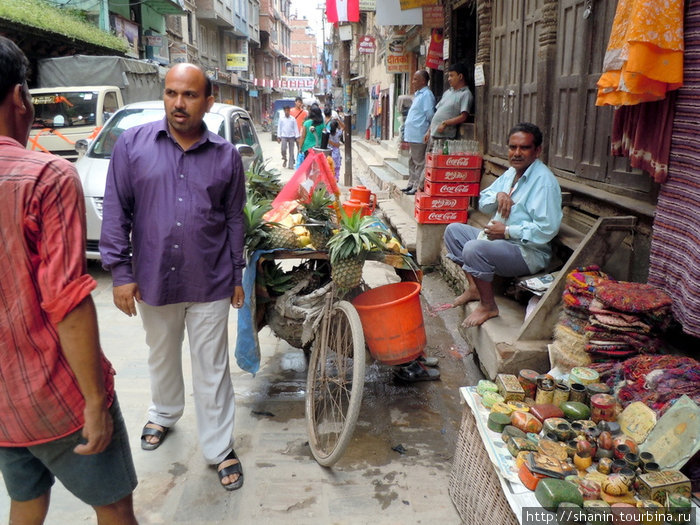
402, 70, 435, 195
417, 62, 473, 191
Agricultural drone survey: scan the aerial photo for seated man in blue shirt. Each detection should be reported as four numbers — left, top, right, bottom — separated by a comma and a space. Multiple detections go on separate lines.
444, 122, 562, 327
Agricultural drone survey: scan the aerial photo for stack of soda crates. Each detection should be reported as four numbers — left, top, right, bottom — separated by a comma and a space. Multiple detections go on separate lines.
414, 151, 483, 224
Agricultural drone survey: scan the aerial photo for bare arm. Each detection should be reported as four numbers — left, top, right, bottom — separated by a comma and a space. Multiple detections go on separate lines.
56, 296, 113, 455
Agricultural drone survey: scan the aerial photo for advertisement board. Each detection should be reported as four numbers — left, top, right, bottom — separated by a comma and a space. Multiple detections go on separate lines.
226, 53, 248, 72
386, 35, 410, 73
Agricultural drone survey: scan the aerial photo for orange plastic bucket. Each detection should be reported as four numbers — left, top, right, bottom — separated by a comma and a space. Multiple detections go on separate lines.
351, 282, 426, 365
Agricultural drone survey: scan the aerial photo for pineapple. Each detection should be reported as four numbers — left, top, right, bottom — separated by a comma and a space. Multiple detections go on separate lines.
301, 185, 336, 250
326, 211, 387, 290
265, 224, 301, 249
246, 159, 282, 200
243, 195, 272, 255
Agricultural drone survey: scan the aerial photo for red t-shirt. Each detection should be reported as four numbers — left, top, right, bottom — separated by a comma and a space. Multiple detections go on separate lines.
0, 137, 115, 446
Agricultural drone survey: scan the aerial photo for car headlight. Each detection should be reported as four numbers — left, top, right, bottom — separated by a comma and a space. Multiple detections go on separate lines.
92, 197, 103, 219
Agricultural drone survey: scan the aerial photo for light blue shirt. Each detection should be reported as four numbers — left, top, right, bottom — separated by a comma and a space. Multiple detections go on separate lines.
479, 159, 562, 273
403, 86, 436, 143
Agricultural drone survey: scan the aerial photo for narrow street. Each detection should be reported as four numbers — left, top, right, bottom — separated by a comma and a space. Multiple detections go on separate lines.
0, 130, 483, 524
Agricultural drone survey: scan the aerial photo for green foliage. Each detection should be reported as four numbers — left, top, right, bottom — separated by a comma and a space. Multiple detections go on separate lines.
245, 159, 282, 201
257, 261, 295, 296
0, 0, 128, 53
243, 195, 272, 253
300, 184, 335, 222
326, 212, 386, 265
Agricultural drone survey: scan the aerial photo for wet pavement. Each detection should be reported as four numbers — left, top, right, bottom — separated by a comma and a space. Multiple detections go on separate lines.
0, 130, 485, 524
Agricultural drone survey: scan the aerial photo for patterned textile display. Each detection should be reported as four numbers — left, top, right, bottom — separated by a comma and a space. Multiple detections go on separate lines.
550, 267, 610, 371
589, 355, 700, 416
610, 94, 676, 183
648, 2, 700, 339
596, 0, 684, 106
583, 280, 672, 359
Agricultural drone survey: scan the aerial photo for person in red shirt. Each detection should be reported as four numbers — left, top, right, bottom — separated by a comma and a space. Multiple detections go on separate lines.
0, 36, 138, 524
290, 96, 308, 132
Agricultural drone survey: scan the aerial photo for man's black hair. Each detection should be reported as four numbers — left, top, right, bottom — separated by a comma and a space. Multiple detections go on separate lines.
204, 74, 212, 98
417, 70, 430, 85
283, 105, 291, 110
295, 96, 303, 103
508, 122, 543, 148
323, 106, 332, 117
0, 36, 29, 103
447, 62, 468, 81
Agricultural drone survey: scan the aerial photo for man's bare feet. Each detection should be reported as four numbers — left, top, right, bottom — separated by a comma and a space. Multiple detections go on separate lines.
461, 304, 499, 327
452, 288, 480, 307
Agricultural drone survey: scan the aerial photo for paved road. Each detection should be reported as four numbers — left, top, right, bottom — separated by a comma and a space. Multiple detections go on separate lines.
0, 128, 482, 524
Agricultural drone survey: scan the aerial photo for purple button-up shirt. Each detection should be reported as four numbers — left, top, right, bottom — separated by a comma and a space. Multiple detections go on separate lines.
100, 118, 246, 306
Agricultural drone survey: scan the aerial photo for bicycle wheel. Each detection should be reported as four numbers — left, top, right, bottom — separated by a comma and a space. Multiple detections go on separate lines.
305, 300, 365, 466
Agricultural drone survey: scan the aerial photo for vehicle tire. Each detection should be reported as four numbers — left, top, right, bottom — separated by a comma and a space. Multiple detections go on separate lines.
305, 300, 365, 467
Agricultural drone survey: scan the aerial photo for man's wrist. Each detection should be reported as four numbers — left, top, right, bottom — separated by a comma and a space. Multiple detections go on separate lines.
504, 226, 510, 239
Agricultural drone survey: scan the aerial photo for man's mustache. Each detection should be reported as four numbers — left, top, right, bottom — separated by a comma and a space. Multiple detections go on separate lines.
171, 110, 190, 118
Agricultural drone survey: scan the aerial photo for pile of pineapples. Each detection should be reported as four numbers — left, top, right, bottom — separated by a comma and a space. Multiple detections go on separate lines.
326, 212, 387, 290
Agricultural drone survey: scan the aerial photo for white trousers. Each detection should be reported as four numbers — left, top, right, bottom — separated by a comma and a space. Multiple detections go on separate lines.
138, 298, 235, 464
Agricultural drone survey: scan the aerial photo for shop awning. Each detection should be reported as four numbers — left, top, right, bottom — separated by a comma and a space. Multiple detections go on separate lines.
144, 0, 186, 15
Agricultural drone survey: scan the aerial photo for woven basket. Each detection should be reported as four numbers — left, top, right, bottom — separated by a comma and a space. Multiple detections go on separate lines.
448, 406, 520, 525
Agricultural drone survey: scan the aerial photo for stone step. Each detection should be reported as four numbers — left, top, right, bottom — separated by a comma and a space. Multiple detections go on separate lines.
352, 140, 386, 166
385, 159, 409, 180
368, 164, 402, 190
353, 171, 389, 201
376, 199, 417, 253
440, 251, 550, 379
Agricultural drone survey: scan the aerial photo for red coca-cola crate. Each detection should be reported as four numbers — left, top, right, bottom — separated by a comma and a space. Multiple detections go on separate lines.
426, 153, 483, 169
414, 207, 468, 224
424, 179, 480, 197
414, 191, 469, 210
425, 165, 481, 183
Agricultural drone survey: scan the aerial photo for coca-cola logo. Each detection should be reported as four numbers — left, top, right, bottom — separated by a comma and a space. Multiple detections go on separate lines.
444, 171, 472, 181
446, 157, 474, 167
428, 211, 458, 220
437, 184, 473, 194
428, 198, 458, 208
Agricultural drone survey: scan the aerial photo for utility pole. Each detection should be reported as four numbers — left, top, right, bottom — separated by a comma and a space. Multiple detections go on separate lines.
341, 37, 352, 186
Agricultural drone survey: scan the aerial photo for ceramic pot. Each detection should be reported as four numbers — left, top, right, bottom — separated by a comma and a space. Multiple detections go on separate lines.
574, 452, 593, 471
611, 459, 627, 473
597, 457, 613, 474
596, 447, 614, 460
614, 444, 630, 460
598, 430, 613, 450
577, 439, 596, 458
569, 382, 587, 403
612, 436, 638, 455
624, 452, 640, 470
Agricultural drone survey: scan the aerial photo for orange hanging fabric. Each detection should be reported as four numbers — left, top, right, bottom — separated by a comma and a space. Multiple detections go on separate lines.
596, 0, 685, 106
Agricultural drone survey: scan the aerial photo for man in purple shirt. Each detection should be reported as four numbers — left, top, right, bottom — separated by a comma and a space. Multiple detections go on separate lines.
100, 63, 246, 491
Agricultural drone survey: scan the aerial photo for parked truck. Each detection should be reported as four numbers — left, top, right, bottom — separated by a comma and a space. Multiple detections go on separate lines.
29, 55, 163, 161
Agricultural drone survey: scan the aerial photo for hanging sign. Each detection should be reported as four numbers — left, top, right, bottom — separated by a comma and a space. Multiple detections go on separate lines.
422, 5, 443, 28
386, 35, 410, 73
425, 28, 444, 70
399, 0, 437, 8
359, 0, 376, 9
358, 35, 376, 54
226, 53, 248, 71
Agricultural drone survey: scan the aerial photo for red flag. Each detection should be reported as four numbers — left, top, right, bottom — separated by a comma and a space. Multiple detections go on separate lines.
325, 0, 360, 24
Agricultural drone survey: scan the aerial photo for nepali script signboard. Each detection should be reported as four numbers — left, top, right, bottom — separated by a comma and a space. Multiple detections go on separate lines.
386, 35, 410, 73
358, 35, 376, 54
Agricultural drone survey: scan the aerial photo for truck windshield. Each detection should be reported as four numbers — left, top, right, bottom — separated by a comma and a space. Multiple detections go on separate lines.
32, 91, 100, 129
90, 108, 225, 159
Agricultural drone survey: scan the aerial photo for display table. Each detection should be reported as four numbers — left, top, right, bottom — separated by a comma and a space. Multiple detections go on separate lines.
449, 386, 700, 525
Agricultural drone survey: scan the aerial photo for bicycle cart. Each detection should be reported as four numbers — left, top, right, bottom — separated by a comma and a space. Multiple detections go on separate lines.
239, 248, 423, 467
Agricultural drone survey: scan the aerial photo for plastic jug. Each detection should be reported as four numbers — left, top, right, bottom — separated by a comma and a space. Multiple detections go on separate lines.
342, 198, 371, 217
349, 185, 377, 214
